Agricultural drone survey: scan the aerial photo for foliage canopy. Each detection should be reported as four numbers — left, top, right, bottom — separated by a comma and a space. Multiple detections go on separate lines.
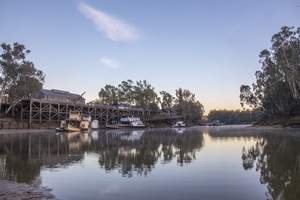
0, 42, 45, 103
240, 26, 300, 119
96, 80, 204, 122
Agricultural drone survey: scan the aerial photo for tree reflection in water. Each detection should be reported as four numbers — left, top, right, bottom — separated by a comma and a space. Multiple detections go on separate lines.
0, 131, 85, 184
2, 126, 300, 199
241, 131, 300, 200
98, 128, 204, 177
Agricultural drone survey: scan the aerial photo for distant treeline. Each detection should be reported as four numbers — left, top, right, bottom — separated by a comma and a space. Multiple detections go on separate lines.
208, 109, 262, 125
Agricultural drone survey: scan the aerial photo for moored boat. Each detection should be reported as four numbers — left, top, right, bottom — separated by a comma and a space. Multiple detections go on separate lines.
90, 120, 99, 129
106, 116, 148, 129
173, 121, 188, 127
208, 120, 223, 126
56, 111, 90, 132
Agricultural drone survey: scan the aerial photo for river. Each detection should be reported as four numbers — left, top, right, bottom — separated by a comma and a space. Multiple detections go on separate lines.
0, 125, 300, 200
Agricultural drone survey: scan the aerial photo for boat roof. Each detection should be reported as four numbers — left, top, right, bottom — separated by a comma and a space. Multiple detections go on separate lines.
120, 116, 141, 122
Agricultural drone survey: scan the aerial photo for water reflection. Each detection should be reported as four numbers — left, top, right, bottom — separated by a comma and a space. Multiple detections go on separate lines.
0, 128, 204, 181
0, 126, 300, 199
173, 127, 186, 134
241, 132, 300, 200
0, 132, 87, 184
208, 126, 300, 200
97, 128, 204, 177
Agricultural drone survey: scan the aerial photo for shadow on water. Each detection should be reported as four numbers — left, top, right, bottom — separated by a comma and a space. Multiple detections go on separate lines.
0, 126, 300, 199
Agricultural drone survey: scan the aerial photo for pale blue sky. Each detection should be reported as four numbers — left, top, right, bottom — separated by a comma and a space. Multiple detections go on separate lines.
1, 0, 299, 114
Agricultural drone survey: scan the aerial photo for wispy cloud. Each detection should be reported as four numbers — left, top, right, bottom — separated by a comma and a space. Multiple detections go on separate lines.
100, 57, 120, 69
79, 2, 140, 42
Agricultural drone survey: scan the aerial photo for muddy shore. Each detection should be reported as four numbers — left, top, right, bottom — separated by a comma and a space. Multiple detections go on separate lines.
0, 180, 57, 200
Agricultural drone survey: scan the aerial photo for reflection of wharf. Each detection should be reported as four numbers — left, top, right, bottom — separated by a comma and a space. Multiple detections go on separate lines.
10, 99, 181, 129
0, 132, 86, 170
0, 128, 204, 180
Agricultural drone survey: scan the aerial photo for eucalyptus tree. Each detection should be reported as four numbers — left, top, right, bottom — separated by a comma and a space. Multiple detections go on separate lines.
271, 26, 300, 100
134, 80, 159, 109
174, 88, 204, 122
98, 84, 119, 105
185, 100, 204, 122
118, 79, 134, 105
0, 42, 45, 104
159, 90, 174, 112
240, 26, 300, 118
174, 88, 195, 117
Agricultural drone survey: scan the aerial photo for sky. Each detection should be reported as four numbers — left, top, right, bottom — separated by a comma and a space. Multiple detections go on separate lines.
1, 0, 300, 114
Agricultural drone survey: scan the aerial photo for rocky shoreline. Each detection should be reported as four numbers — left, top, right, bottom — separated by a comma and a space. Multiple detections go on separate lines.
0, 180, 57, 200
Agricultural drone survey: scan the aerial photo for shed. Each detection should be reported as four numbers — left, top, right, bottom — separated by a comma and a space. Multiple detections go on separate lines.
35, 89, 85, 104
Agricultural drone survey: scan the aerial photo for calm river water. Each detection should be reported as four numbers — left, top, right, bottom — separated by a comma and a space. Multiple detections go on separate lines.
1, 125, 300, 200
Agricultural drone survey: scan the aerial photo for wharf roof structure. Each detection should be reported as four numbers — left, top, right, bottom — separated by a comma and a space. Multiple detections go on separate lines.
36, 89, 85, 104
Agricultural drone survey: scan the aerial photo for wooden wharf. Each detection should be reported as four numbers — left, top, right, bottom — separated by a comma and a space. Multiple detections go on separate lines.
4, 99, 181, 129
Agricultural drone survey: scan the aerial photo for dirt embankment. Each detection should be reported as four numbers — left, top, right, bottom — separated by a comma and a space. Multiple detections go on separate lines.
0, 180, 57, 200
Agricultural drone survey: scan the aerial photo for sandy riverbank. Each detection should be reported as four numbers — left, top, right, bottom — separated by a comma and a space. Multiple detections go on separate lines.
0, 180, 57, 200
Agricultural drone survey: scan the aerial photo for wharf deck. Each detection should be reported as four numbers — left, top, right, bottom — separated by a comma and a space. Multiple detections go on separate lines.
2, 99, 179, 129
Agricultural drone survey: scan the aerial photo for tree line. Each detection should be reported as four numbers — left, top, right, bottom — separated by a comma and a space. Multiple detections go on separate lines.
207, 109, 262, 125
240, 26, 300, 120
93, 79, 205, 122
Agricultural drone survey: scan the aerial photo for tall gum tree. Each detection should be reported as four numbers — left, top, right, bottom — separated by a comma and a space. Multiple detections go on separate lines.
0, 42, 45, 104
240, 26, 300, 118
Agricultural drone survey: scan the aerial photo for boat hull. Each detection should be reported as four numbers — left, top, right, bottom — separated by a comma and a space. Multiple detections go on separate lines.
57, 117, 90, 132
106, 124, 148, 129
118, 124, 148, 129
173, 121, 188, 127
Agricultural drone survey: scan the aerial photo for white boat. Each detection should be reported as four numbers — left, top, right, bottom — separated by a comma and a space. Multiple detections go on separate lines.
56, 111, 90, 132
173, 121, 187, 127
90, 120, 99, 129
106, 116, 148, 129
208, 120, 223, 126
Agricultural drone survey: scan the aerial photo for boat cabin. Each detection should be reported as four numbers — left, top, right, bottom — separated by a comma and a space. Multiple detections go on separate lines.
69, 111, 81, 121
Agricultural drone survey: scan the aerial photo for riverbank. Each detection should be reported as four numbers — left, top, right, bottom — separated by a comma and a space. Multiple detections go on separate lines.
0, 129, 55, 135
0, 180, 57, 200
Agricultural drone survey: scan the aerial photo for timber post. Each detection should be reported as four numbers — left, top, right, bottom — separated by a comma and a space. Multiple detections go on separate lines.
29, 99, 32, 129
